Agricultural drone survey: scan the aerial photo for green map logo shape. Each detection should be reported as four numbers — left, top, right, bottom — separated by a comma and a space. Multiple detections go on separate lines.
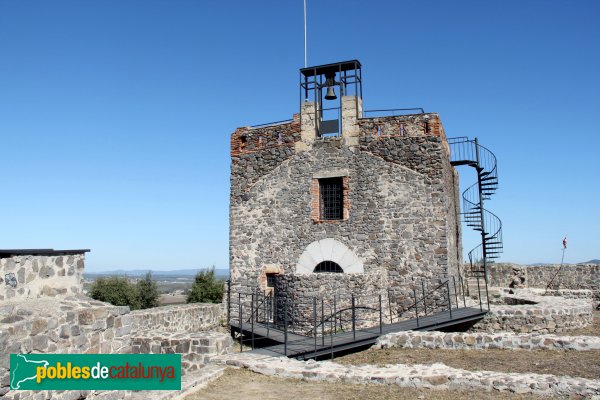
10, 354, 49, 389
10, 354, 181, 390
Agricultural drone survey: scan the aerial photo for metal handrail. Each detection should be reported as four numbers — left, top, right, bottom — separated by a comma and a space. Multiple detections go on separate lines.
249, 119, 294, 128
362, 108, 425, 117
402, 279, 449, 312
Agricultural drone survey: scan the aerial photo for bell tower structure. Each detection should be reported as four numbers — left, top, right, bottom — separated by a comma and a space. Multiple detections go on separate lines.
229, 60, 463, 322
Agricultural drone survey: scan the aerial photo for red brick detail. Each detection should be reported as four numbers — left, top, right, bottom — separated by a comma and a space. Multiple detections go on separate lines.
259, 265, 283, 294
426, 114, 445, 138
310, 176, 351, 224
310, 178, 320, 223
342, 176, 351, 220
230, 119, 301, 157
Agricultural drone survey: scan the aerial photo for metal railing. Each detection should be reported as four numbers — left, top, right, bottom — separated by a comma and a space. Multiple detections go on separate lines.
362, 108, 425, 117
249, 119, 294, 129
448, 137, 503, 282
226, 275, 489, 360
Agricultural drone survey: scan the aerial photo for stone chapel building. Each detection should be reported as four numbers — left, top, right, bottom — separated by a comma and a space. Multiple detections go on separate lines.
229, 60, 462, 306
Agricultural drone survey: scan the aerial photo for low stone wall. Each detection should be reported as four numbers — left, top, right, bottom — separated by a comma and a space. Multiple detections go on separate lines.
0, 252, 87, 301
130, 330, 232, 373
375, 330, 600, 351
1, 299, 229, 399
472, 290, 592, 333
213, 352, 600, 398
130, 303, 225, 334
0, 297, 133, 397
487, 263, 600, 303
270, 272, 390, 334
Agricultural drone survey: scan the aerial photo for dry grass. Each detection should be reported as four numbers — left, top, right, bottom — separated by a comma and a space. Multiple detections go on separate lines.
337, 347, 600, 380
187, 311, 600, 399
187, 368, 542, 400
158, 294, 187, 305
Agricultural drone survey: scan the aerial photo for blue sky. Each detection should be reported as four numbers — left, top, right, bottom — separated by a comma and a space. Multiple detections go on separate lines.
1, 0, 598, 272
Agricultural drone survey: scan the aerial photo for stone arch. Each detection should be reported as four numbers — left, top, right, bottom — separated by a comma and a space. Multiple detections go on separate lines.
296, 238, 364, 274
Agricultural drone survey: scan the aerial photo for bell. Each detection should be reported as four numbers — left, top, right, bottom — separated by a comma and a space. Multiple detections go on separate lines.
324, 86, 337, 100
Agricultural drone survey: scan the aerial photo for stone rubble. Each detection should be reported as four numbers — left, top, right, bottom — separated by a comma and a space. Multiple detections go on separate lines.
472, 289, 593, 333
212, 352, 600, 399
375, 330, 600, 351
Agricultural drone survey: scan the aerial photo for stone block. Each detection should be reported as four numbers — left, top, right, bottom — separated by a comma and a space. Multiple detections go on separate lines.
30, 319, 48, 336
78, 310, 95, 325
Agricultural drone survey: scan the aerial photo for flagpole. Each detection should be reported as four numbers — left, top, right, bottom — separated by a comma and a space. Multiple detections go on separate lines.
304, 0, 307, 68
545, 235, 567, 294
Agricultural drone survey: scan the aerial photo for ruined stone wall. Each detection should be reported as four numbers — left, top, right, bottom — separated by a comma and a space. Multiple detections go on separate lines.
0, 253, 86, 302
376, 330, 600, 351
487, 263, 600, 303
471, 290, 592, 334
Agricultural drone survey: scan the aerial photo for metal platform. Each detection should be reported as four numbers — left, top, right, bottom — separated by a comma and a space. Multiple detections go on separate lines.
232, 306, 487, 360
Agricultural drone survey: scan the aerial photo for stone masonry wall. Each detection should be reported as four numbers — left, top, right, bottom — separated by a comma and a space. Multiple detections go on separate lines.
471, 291, 592, 334
487, 263, 600, 303
375, 330, 600, 351
129, 303, 224, 333
0, 253, 86, 302
230, 117, 301, 199
1, 299, 228, 399
230, 144, 455, 300
0, 297, 133, 397
130, 330, 231, 374
272, 272, 389, 333
230, 111, 461, 319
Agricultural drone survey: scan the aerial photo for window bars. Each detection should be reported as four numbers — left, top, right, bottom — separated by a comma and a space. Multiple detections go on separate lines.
313, 261, 343, 273
319, 177, 343, 220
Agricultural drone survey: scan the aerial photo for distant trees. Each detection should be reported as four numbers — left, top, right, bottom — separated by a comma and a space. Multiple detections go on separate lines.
136, 272, 160, 309
89, 272, 159, 310
187, 267, 224, 304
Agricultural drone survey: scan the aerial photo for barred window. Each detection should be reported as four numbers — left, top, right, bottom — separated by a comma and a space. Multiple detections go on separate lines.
266, 273, 277, 288
319, 177, 343, 220
313, 261, 343, 273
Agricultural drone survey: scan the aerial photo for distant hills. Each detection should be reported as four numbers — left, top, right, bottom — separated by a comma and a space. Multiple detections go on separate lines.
85, 268, 229, 279
528, 260, 599, 266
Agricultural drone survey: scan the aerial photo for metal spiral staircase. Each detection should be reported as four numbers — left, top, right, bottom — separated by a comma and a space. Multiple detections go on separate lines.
449, 137, 503, 281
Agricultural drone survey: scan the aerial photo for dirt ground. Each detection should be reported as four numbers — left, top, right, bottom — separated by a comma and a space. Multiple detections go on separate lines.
187, 368, 543, 400
188, 311, 599, 399
337, 347, 600, 380
336, 310, 600, 379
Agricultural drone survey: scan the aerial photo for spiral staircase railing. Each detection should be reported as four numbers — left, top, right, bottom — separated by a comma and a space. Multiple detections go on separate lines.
448, 137, 503, 281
